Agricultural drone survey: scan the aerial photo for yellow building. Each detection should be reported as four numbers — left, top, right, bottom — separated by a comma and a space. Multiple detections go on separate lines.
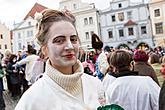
0, 22, 12, 54
149, 0, 165, 47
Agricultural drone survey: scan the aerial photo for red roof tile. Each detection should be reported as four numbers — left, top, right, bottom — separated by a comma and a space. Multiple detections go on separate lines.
124, 20, 137, 26
24, 3, 47, 20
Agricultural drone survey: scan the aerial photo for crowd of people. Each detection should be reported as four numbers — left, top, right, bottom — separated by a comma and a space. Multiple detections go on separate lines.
0, 8, 165, 110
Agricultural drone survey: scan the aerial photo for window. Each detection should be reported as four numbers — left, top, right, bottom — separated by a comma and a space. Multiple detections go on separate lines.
18, 43, 22, 50
30, 30, 33, 36
27, 42, 30, 45
85, 32, 89, 40
0, 34, 3, 39
128, 27, 134, 36
119, 29, 124, 37
31, 41, 35, 48
155, 22, 163, 34
111, 15, 116, 22
28, 22, 31, 26
127, 11, 132, 19
89, 17, 93, 24
84, 18, 88, 25
73, 4, 77, 9
141, 26, 147, 34
27, 30, 33, 37
118, 12, 124, 21
118, 3, 122, 8
154, 9, 160, 17
108, 31, 113, 38
18, 33, 21, 39
4, 44, 7, 49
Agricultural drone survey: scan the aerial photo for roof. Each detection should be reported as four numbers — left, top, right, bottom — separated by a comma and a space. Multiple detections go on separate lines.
124, 19, 137, 26
24, 3, 47, 20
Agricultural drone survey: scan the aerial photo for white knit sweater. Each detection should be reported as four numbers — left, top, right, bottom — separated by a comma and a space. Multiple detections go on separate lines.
46, 60, 84, 101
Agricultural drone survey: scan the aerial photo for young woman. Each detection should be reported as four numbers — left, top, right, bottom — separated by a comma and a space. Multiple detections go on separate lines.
15, 9, 103, 110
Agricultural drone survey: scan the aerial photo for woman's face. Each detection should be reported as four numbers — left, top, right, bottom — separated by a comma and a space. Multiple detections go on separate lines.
44, 21, 79, 69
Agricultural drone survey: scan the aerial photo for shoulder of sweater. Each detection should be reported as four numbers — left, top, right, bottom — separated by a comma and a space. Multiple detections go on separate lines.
82, 73, 101, 83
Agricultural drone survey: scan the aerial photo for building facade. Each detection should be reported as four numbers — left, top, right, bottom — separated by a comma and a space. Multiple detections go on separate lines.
12, 3, 47, 54
100, 0, 154, 49
59, 0, 100, 50
149, 0, 165, 47
0, 22, 12, 54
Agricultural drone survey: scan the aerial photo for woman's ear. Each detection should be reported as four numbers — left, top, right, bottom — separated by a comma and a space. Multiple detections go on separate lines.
41, 45, 48, 57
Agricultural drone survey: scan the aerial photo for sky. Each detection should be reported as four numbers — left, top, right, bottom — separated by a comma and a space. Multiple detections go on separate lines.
0, 0, 148, 29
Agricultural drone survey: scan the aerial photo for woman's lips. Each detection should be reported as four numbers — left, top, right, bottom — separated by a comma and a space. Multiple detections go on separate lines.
64, 54, 74, 58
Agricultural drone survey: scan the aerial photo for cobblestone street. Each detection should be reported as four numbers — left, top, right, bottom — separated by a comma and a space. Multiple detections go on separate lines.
3, 90, 19, 110
2, 77, 19, 110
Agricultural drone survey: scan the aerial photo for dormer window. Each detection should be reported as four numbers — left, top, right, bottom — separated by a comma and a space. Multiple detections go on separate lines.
118, 3, 122, 8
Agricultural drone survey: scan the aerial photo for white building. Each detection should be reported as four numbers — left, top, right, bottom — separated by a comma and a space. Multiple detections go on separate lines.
100, 0, 154, 49
59, 0, 100, 50
0, 22, 12, 54
12, 3, 47, 54
149, 0, 165, 47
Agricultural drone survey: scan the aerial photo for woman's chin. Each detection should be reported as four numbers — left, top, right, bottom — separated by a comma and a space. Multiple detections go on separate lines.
62, 60, 77, 66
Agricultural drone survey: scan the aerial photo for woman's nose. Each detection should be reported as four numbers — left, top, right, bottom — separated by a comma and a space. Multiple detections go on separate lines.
65, 40, 73, 50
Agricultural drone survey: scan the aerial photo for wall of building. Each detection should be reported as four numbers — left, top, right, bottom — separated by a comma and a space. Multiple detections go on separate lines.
100, 0, 153, 49
60, 0, 100, 50
12, 17, 39, 54
149, 0, 165, 46
0, 22, 12, 54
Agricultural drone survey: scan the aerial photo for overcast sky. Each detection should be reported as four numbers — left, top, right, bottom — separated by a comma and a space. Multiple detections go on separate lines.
0, 0, 148, 29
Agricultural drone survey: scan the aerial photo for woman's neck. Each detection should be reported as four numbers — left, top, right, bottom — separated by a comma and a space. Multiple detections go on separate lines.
58, 66, 73, 75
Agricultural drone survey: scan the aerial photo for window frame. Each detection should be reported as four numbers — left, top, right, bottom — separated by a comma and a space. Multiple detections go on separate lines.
119, 29, 124, 37
111, 15, 116, 22
155, 22, 163, 34
85, 32, 89, 40
108, 30, 113, 38
141, 26, 147, 34
154, 9, 160, 17
89, 17, 93, 24
84, 18, 88, 25
128, 27, 134, 36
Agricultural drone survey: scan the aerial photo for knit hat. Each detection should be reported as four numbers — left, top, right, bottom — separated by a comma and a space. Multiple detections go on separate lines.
91, 33, 103, 49
133, 50, 149, 62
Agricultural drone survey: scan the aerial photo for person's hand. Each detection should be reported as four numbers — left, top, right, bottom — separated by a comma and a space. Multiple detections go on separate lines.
12, 64, 16, 67
13, 70, 17, 73
19, 70, 23, 74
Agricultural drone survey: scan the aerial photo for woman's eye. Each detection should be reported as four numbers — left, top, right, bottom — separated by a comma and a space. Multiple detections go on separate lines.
53, 37, 65, 44
70, 36, 78, 43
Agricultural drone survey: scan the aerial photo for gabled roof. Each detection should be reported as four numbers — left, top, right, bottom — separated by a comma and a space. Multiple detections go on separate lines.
24, 3, 47, 20
124, 19, 137, 26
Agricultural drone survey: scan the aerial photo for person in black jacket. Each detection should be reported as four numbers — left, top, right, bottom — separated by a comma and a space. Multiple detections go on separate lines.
6, 54, 21, 99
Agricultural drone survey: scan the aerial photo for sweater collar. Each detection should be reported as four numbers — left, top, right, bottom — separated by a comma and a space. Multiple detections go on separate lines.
45, 60, 83, 94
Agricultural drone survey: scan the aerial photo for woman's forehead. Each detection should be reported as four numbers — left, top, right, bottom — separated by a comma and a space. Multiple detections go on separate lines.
48, 21, 77, 37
